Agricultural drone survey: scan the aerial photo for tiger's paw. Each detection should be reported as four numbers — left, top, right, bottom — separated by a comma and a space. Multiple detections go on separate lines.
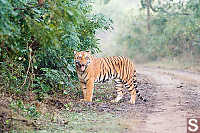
80, 98, 93, 102
128, 100, 136, 105
110, 100, 116, 103
80, 99, 85, 102
110, 99, 119, 103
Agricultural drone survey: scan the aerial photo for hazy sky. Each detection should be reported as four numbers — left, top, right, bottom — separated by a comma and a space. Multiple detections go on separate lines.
107, 0, 140, 10
94, 0, 141, 56
93, 0, 140, 17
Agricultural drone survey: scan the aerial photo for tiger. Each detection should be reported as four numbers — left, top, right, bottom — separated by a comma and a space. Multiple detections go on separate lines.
74, 50, 147, 104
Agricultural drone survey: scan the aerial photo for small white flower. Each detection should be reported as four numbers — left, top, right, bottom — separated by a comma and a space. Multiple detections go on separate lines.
18, 57, 22, 60
60, 81, 65, 85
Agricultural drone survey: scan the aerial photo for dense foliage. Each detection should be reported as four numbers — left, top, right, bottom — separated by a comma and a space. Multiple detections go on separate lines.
0, 0, 112, 98
117, 0, 200, 62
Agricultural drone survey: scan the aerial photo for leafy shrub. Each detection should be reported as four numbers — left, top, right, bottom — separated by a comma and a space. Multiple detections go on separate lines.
0, 0, 112, 98
10, 100, 40, 118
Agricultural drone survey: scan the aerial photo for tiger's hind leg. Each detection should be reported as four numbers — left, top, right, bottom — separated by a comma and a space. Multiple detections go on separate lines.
111, 79, 124, 103
129, 89, 137, 104
125, 80, 137, 104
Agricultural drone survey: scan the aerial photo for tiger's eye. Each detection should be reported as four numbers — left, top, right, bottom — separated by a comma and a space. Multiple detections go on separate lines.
85, 56, 89, 60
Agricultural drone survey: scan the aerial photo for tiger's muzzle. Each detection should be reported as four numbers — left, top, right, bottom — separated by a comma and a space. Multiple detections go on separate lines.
75, 60, 88, 72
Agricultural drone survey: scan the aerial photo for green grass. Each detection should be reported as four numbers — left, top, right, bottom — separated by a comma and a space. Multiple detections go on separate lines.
8, 88, 123, 133
7, 82, 124, 133
10, 110, 123, 133
29, 111, 123, 133
140, 57, 200, 72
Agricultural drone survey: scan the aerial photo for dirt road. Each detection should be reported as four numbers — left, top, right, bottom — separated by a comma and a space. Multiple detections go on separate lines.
122, 66, 200, 133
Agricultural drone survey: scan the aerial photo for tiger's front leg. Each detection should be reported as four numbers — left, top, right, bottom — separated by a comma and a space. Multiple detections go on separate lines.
85, 79, 94, 102
80, 82, 87, 101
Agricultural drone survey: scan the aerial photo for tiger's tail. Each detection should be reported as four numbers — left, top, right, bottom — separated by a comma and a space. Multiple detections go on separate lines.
133, 70, 147, 102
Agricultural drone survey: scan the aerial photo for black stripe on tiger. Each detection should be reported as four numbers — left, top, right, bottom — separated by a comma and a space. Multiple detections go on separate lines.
126, 74, 147, 102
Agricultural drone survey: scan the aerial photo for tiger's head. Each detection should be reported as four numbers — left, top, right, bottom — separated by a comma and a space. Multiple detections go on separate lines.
74, 51, 93, 72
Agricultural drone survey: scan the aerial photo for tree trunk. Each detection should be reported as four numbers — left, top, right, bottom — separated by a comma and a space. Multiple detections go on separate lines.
147, 0, 151, 32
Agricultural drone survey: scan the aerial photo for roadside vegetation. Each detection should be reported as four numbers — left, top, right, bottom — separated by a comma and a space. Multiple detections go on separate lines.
0, 0, 112, 132
96, 0, 200, 71
118, 0, 200, 64
0, 0, 112, 98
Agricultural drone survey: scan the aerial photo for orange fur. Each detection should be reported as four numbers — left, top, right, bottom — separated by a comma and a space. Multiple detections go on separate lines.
74, 51, 146, 104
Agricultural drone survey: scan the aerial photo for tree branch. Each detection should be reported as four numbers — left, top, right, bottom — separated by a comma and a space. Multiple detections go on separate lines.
20, 44, 32, 90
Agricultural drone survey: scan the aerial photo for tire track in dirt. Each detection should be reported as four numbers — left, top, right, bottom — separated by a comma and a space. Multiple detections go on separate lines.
124, 67, 200, 133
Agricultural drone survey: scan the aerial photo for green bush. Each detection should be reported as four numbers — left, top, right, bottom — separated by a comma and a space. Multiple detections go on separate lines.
0, 0, 112, 98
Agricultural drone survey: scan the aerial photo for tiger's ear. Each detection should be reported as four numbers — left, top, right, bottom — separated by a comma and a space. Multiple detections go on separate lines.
86, 50, 91, 54
74, 51, 77, 55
